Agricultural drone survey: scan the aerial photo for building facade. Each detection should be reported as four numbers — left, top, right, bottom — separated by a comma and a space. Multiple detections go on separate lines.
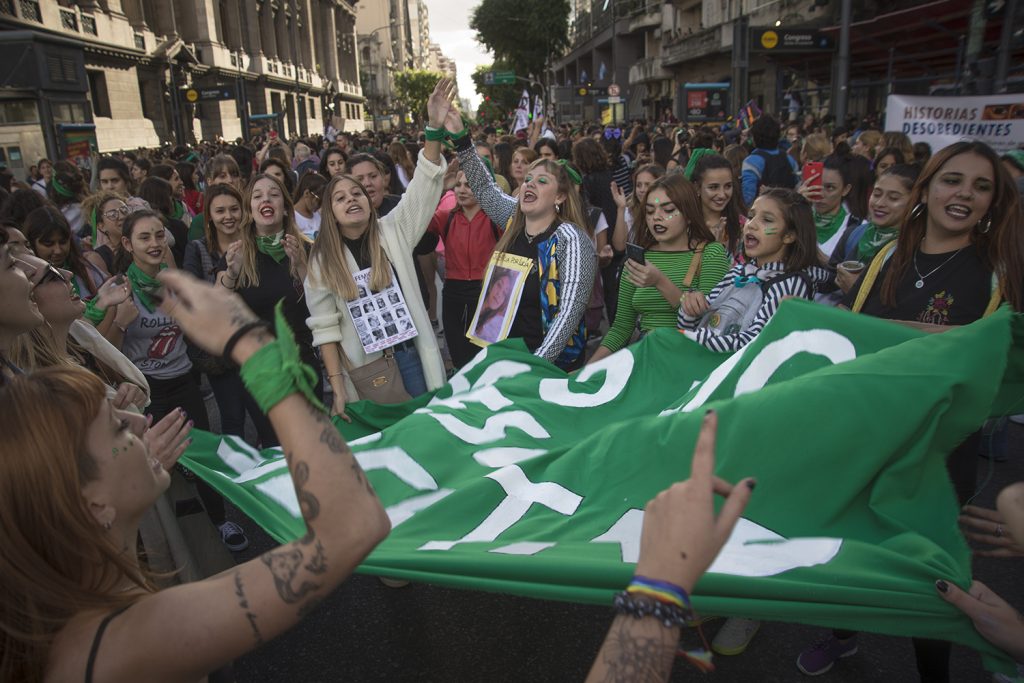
0, 0, 365, 169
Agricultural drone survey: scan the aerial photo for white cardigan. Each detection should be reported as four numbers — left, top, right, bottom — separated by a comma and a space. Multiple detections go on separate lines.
304, 149, 447, 399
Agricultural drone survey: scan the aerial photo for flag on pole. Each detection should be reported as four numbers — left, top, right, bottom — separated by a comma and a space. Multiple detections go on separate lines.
181, 301, 1024, 674
738, 99, 762, 130
511, 89, 530, 135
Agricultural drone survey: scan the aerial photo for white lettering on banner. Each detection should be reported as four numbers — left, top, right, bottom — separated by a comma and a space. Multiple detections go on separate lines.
421, 360, 532, 412
490, 541, 556, 555
538, 350, 634, 407
427, 411, 550, 445
230, 458, 288, 484
474, 447, 549, 468
386, 489, 455, 527
254, 475, 302, 518
444, 345, 491, 396
350, 432, 383, 447
591, 510, 843, 576
734, 330, 855, 397
592, 509, 644, 562
419, 465, 582, 551
216, 437, 278, 476
355, 446, 439, 490
660, 346, 750, 416
707, 519, 843, 577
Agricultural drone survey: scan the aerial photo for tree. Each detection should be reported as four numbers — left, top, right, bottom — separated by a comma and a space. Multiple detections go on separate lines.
470, 0, 570, 82
471, 62, 523, 120
393, 69, 445, 126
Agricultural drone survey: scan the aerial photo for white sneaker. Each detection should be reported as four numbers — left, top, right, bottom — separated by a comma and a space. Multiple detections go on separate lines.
378, 576, 409, 588
711, 617, 761, 656
1010, 414, 1024, 425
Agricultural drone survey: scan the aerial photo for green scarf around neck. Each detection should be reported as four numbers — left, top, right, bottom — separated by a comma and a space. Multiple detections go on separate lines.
127, 262, 166, 313
813, 205, 847, 245
170, 199, 186, 221
856, 223, 899, 263
256, 231, 287, 263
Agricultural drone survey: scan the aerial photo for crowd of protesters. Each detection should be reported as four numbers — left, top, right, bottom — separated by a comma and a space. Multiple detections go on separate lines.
1, 74, 1024, 681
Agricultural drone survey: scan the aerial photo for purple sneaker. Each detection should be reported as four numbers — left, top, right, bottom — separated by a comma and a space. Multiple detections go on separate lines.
796, 635, 858, 676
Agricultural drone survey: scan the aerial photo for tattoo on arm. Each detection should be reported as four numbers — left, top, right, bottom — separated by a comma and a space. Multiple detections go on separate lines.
234, 571, 264, 647
260, 459, 326, 604
597, 618, 678, 683
312, 406, 376, 497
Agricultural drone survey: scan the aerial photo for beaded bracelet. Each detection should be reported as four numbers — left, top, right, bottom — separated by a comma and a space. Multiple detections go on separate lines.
612, 591, 693, 628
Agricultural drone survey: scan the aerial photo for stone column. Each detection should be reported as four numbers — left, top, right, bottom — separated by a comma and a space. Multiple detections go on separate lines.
259, 0, 277, 60
275, 6, 291, 65
322, 2, 339, 80
242, 0, 262, 57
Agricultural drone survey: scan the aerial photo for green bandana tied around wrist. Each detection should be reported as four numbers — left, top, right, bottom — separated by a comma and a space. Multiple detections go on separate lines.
127, 262, 166, 313
83, 298, 107, 325
856, 223, 899, 263
240, 301, 326, 414
256, 231, 287, 263
683, 148, 716, 181
557, 159, 582, 186
51, 176, 74, 198
813, 206, 847, 245
170, 199, 186, 221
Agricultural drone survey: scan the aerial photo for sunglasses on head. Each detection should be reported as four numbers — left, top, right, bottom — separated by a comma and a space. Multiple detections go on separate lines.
604, 128, 622, 140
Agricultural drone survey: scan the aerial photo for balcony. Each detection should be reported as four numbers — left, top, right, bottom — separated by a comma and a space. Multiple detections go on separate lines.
662, 25, 726, 67
628, 56, 670, 85
627, 2, 663, 34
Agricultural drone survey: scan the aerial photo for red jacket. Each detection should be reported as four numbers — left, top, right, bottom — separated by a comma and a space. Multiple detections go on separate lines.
428, 191, 502, 281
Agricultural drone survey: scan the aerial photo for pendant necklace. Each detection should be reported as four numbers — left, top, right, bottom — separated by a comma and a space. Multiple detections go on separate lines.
913, 245, 963, 289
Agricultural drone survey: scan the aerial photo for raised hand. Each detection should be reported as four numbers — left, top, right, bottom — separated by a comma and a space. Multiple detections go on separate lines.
610, 181, 627, 209
156, 269, 261, 358
95, 275, 132, 311
144, 407, 194, 470
427, 78, 456, 129
224, 241, 243, 282
443, 95, 465, 134
115, 297, 140, 329
282, 234, 307, 282
635, 411, 754, 592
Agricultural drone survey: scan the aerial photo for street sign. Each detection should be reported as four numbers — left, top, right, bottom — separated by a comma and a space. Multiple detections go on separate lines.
608, 83, 620, 97
180, 85, 236, 102
484, 70, 516, 86
750, 29, 834, 53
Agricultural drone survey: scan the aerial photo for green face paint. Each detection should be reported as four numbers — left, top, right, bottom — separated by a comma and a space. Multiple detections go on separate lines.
763, 227, 780, 235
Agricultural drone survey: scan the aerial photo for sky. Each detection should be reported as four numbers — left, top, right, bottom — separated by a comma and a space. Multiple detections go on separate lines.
422, 0, 493, 111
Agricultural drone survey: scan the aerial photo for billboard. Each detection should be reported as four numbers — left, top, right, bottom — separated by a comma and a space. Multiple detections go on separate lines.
682, 83, 730, 124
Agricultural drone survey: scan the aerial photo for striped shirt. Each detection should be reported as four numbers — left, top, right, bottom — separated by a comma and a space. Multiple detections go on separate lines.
601, 243, 730, 353
611, 154, 633, 197
454, 136, 597, 363
678, 261, 832, 353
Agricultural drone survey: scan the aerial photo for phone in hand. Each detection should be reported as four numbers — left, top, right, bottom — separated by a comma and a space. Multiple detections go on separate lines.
626, 242, 646, 265
269, 130, 278, 140
802, 161, 823, 187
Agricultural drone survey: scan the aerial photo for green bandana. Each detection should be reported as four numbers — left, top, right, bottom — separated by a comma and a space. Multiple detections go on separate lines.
813, 206, 847, 245
170, 199, 186, 221
127, 262, 166, 313
51, 176, 74, 198
683, 148, 715, 181
856, 223, 899, 263
256, 231, 287, 263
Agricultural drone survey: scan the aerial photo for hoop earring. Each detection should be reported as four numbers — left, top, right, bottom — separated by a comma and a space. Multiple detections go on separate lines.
978, 214, 993, 234
102, 521, 112, 531
555, 203, 562, 213
909, 202, 926, 221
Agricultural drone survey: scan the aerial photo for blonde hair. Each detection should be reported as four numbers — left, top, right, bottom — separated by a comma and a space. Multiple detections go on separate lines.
80, 191, 126, 234
309, 174, 393, 300
801, 133, 831, 164
856, 130, 882, 158
238, 174, 310, 288
492, 159, 588, 254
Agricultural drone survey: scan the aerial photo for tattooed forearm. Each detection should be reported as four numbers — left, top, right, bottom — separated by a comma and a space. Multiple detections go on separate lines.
234, 571, 264, 647
596, 618, 678, 683
292, 461, 320, 521
260, 546, 321, 604
319, 424, 349, 455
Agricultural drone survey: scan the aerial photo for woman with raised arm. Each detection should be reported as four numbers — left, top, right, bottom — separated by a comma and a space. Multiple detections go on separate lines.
305, 79, 452, 420
444, 101, 597, 371
0, 269, 390, 682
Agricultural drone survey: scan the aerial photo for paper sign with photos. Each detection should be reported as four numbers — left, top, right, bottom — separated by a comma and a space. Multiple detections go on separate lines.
346, 266, 418, 354
467, 252, 534, 348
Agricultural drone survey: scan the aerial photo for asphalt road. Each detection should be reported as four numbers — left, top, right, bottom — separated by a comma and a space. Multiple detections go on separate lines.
212, 418, 1024, 683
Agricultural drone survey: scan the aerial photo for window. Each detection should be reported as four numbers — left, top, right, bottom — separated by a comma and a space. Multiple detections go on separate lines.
18, 0, 40, 22
59, 7, 78, 31
51, 101, 89, 123
309, 97, 315, 119
87, 70, 111, 117
0, 100, 39, 125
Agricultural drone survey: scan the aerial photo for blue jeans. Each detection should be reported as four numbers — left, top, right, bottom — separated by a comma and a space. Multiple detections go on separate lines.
394, 345, 427, 397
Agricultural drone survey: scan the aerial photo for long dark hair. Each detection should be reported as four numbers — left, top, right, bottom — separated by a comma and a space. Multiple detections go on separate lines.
23, 206, 98, 297
137, 177, 174, 217
880, 141, 1023, 311
823, 149, 872, 219
635, 174, 714, 251
754, 188, 819, 272
692, 154, 745, 256
201, 184, 243, 257
112, 209, 165, 274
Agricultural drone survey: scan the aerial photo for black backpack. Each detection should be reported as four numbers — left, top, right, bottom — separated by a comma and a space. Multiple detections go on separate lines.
752, 149, 797, 191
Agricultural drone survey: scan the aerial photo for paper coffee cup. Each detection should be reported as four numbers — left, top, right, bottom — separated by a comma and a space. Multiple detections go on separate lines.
840, 260, 865, 274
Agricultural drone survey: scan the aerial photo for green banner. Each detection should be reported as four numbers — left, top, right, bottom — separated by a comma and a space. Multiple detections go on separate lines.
182, 301, 1024, 672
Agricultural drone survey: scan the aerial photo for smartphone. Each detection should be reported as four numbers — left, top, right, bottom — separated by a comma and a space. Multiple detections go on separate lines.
802, 161, 823, 186
269, 130, 278, 140
626, 242, 646, 265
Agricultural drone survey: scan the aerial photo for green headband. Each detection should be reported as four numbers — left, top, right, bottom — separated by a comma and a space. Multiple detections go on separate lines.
51, 176, 74, 198
90, 207, 98, 245
683, 147, 716, 181
557, 159, 582, 186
